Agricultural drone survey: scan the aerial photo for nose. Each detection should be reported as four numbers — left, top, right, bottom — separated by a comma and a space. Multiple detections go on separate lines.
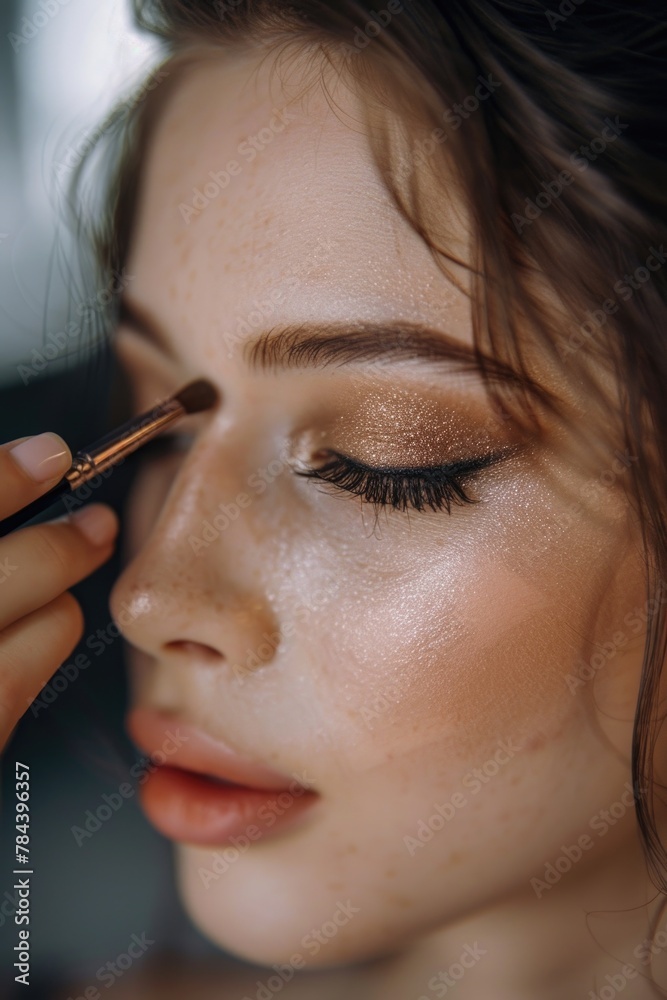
108, 426, 282, 675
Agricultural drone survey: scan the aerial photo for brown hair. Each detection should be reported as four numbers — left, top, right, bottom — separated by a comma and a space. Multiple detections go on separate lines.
70, 0, 667, 963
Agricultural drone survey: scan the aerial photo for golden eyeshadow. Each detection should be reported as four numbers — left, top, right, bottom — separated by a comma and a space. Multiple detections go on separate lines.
297, 382, 522, 469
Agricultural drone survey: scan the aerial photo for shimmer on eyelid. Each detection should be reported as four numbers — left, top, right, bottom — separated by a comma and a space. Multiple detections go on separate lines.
322, 385, 518, 467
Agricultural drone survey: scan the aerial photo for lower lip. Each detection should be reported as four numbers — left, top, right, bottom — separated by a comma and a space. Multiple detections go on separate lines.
139, 765, 319, 847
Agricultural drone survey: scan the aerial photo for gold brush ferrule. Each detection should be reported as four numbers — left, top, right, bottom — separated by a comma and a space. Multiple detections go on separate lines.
64, 400, 184, 489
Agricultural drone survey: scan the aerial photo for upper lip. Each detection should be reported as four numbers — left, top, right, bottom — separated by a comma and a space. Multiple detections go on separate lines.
126, 705, 311, 793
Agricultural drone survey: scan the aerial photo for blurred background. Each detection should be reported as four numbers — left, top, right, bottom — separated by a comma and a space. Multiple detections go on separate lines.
0, 2, 235, 996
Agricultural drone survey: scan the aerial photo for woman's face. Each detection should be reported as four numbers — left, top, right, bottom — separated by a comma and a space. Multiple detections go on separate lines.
110, 47, 648, 965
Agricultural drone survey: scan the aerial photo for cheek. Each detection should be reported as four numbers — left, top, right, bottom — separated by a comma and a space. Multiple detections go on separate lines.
118, 440, 643, 786
279, 470, 643, 778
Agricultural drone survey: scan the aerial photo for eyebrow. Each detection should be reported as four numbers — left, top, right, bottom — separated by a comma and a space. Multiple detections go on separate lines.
117, 296, 552, 400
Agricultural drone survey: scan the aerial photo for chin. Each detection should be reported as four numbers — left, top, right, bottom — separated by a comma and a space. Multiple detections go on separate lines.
173, 842, 393, 971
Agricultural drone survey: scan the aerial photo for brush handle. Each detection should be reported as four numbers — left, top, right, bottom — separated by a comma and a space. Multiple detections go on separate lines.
0, 383, 205, 539
0, 421, 180, 538
0, 477, 72, 538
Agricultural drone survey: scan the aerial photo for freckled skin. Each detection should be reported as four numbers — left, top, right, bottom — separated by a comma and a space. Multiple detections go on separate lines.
109, 46, 660, 998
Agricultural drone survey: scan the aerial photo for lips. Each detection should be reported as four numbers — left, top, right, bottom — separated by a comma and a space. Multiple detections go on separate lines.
125, 705, 319, 847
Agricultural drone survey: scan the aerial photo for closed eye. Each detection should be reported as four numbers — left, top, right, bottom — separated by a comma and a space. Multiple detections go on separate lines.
295, 449, 509, 514
137, 434, 512, 516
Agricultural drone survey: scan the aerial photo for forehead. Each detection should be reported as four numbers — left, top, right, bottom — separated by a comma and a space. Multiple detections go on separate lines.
123, 45, 613, 445
125, 47, 473, 357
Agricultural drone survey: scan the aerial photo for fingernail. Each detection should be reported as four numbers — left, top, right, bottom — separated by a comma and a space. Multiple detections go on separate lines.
9, 432, 70, 483
70, 505, 119, 546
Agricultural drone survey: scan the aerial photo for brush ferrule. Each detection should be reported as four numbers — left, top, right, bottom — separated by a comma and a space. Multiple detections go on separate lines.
67, 404, 183, 486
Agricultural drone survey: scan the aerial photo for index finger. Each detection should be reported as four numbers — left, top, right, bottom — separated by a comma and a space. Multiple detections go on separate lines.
0, 433, 73, 522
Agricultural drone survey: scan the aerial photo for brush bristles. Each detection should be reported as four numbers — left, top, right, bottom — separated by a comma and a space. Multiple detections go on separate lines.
174, 379, 219, 414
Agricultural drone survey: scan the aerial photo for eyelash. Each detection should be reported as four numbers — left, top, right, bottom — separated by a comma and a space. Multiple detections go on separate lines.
138, 435, 503, 515
296, 450, 503, 514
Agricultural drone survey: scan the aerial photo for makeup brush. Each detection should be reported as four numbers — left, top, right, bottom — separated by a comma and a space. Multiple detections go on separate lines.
0, 378, 219, 538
